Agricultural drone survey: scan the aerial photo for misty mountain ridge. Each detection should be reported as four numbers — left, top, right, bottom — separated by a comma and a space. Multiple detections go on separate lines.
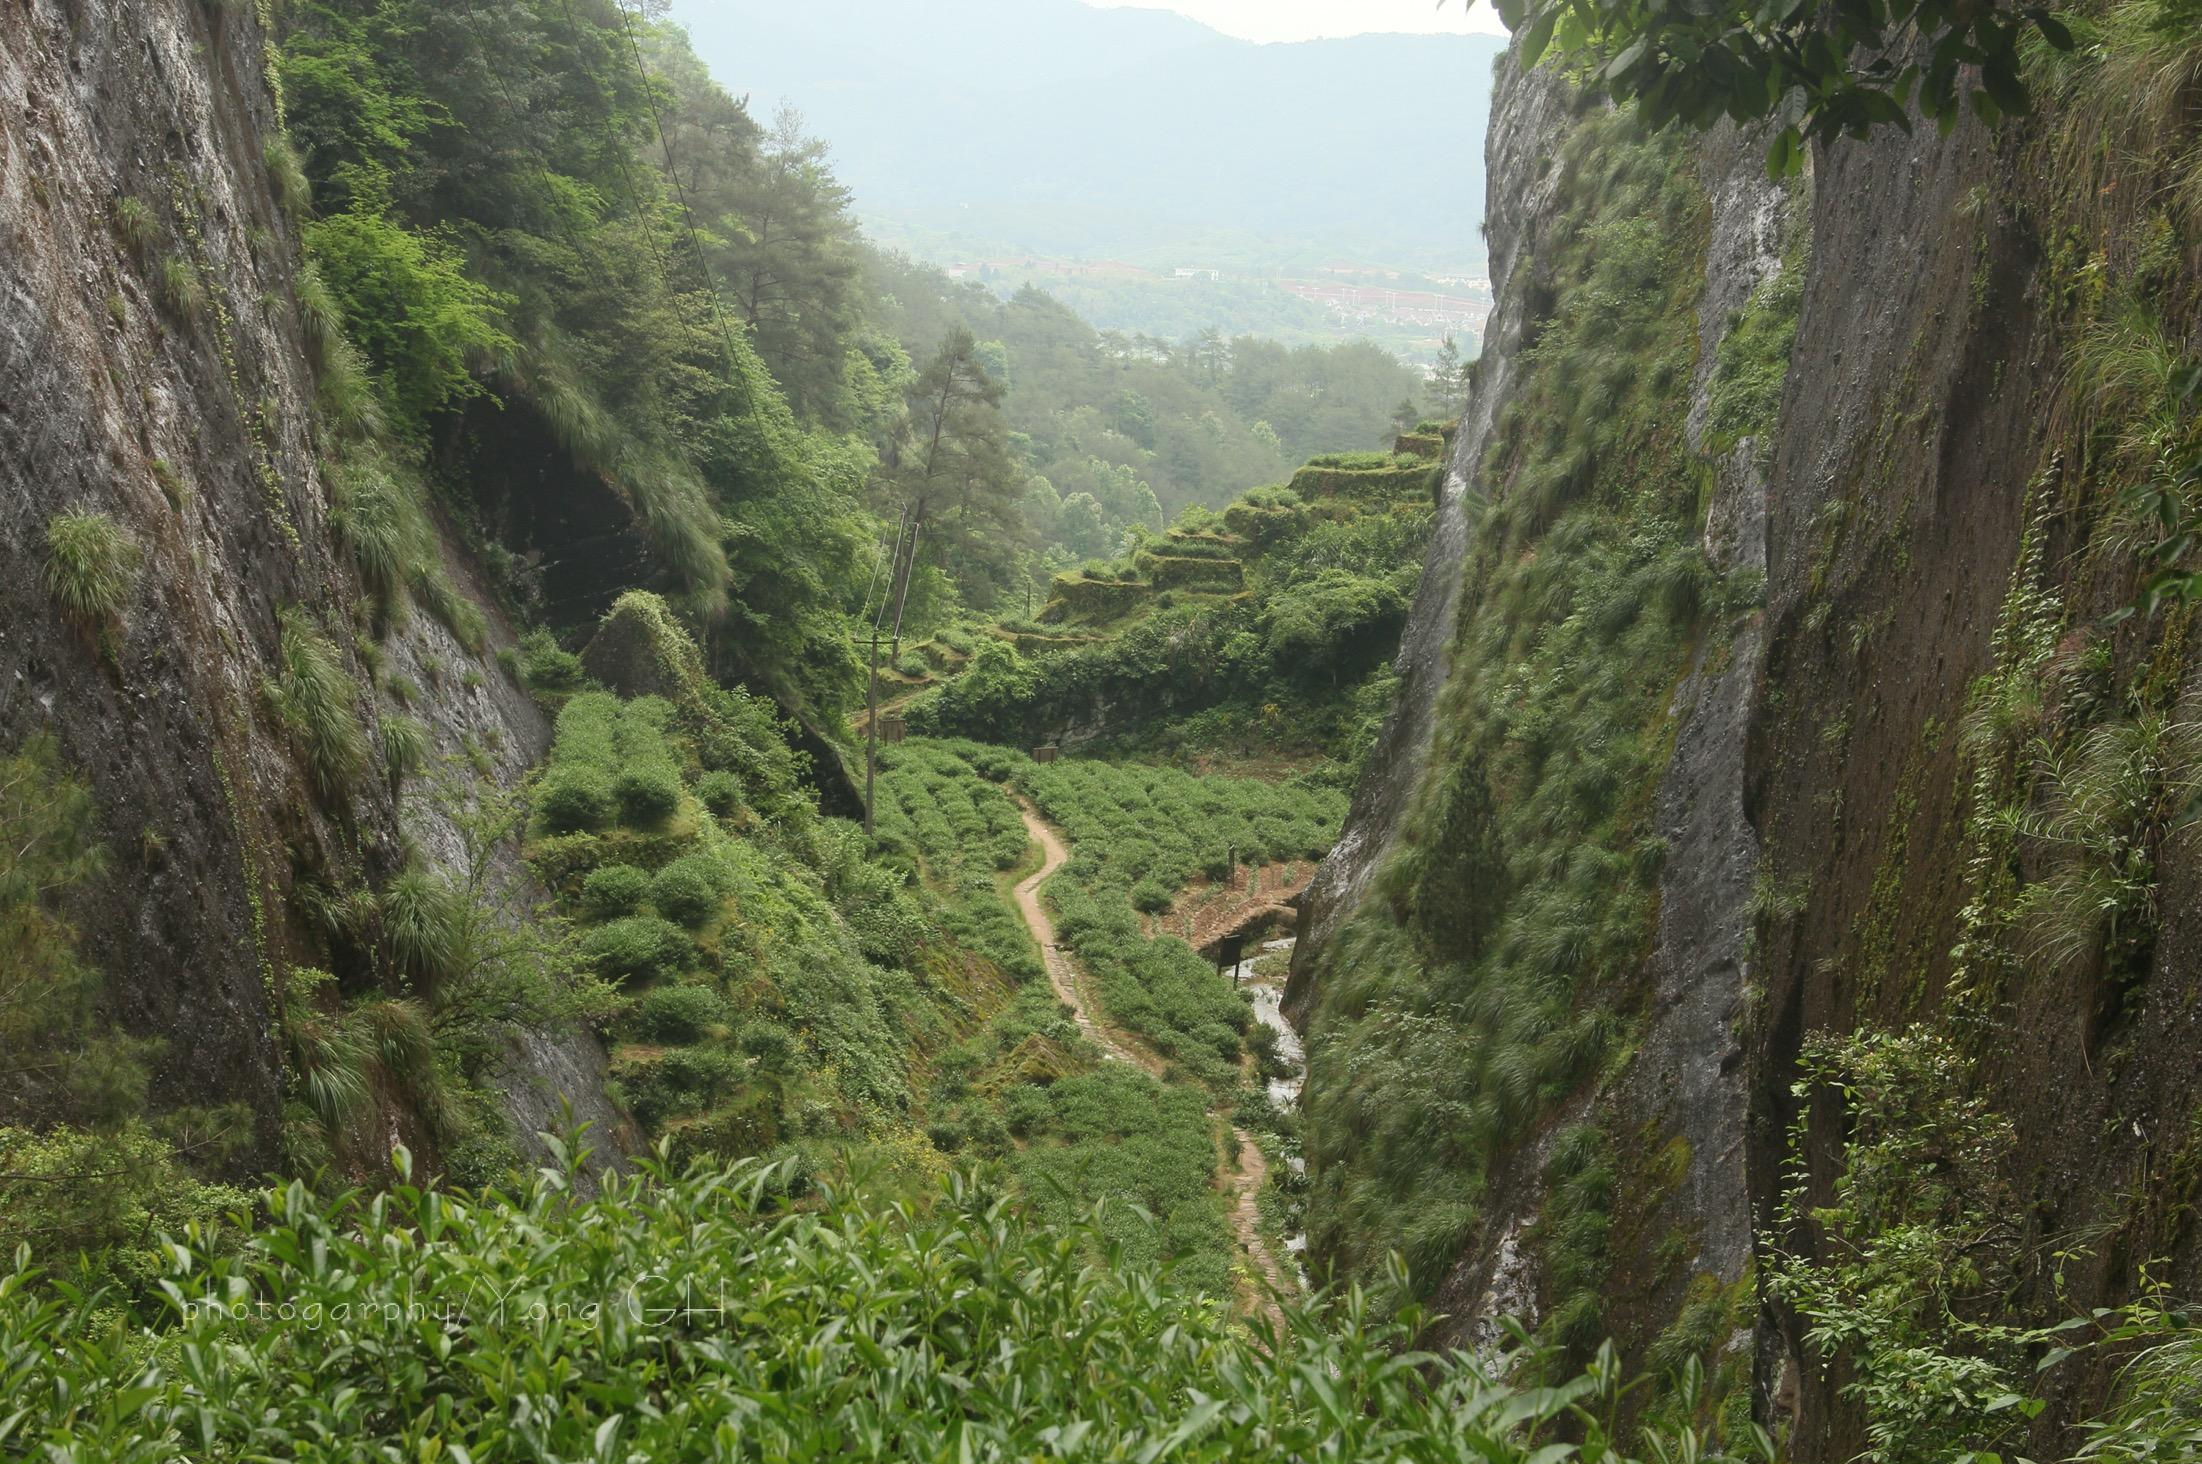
667, 0, 1505, 275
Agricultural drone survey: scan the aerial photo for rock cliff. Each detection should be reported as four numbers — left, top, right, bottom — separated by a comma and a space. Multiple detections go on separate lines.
1294, 33, 2201, 1455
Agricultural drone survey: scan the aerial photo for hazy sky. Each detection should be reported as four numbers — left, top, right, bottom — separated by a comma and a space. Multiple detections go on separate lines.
1084, 0, 1509, 41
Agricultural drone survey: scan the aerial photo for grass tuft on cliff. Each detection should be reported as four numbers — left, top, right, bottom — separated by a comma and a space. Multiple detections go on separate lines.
268, 607, 368, 798
41, 512, 141, 627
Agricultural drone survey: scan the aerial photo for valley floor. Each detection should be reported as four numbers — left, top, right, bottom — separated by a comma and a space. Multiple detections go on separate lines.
1009, 796, 1289, 1315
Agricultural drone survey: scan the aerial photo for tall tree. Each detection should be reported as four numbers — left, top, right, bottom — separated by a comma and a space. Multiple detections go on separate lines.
878, 330, 1027, 622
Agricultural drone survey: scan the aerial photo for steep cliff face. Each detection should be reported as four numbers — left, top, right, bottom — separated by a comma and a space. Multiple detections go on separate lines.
0, 0, 594, 1168
1290, 60, 1573, 980
1297, 22, 2202, 1457
1745, 63, 2202, 1456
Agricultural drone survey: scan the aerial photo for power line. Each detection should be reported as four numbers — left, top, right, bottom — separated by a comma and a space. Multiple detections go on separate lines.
605, 0, 769, 431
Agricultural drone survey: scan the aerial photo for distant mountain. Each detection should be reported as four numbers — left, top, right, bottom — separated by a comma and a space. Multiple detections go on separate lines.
666, 0, 1506, 275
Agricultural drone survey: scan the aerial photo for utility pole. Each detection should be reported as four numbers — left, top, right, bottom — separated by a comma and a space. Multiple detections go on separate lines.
863, 623, 882, 837
864, 508, 920, 837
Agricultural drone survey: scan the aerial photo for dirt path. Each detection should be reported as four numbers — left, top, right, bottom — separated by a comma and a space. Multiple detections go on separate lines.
1011, 798, 1286, 1323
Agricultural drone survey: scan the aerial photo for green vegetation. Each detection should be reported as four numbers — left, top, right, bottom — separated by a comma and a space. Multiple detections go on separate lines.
869, 737, 1235, 1287
1013, 751, 1341, 1087
0, 1147, 1782, 1463
1503, 0, 2078, 175
870, 256, 1428, 579
909, 441, 1437, 762
1766, 1027, 2038, 1464
881, 737, 1343, 1092
521, 603, 973, 1182
0, 736, 250, 1299
1296, 106, 1733, 1328
156, 254, 205, 322
40, 512, 140, 628
267, 606, 369, 798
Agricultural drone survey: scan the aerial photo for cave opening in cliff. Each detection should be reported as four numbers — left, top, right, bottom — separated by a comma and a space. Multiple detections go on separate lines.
451, 395, 657, 632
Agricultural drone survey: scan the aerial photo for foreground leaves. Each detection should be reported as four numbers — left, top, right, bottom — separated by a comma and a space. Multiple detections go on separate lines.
4, 1148, 1752, 1463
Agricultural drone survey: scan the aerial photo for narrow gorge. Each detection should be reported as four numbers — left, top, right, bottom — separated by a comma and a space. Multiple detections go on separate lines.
3, 0, 2198, 1459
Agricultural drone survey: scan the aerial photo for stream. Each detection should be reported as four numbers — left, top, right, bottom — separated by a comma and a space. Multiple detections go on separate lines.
1231, 935, 1310, 1263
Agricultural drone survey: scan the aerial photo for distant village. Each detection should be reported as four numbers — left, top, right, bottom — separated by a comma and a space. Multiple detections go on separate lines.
943, 256, 1494, 338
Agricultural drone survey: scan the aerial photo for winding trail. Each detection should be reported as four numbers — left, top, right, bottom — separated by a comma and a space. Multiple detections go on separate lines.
1011, 798, 1287, 1321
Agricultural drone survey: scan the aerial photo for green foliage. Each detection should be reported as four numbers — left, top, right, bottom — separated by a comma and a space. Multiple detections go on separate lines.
156, 255, 205, 322
2077, 1300, 2202, 1463
380, 864, 462, 990
1765, 1026, 2037, 1464
268, 607, 368, 798
914, 471, 1427, 757
613, 766, 683, 829
871, 257, 1426, 558
1, 735, 144, 1130
1005, 748, 1345, 1088
0, 1149, 1772, 1462
265, 136, 310, 217
1297, 105, 1719, 1304
2010, 712, 2202, 981
380, 713, 429, 788
303, 203, 514, 436
694, 769, 743, 818
633, 983, 730, 1044
276, 3, 879, 717
110, 196, 157, 259
1500, 0, 2077, 179
41, 512, 140, 627
535, 766, 614, 834
580, 863, 650, 921
0, 1123, 248, 1302
1705, 213, 1807, 453
582, 914, 691, 985
516, 629, 584, 695
648, 855, 726, 928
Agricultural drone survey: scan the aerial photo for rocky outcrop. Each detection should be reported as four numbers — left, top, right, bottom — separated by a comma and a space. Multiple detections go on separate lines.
0, 0, 594, 1170
1288, 61, 1575, 1001
1298, 27, 2202, 1459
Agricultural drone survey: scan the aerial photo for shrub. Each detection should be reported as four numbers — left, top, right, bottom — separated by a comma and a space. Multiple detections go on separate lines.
1129, 879, 1175, 915
381, 866, 460, 989
269, 607, 367, 796
613, 767, 682, 828
518, 629, 584, 694
580, 864, 650, 921
537, 767, 614, 834
648, 859, 723, 928
157, 255, 205, 321
303, 204, 515, 433
41, 513, 140, 626
633, 983, 729, 1044
695, 770, 742, 818
328, 463, 418, 617
582, 916, 691, 984
739, 1021, 795, 1071
265, 137, 310, 217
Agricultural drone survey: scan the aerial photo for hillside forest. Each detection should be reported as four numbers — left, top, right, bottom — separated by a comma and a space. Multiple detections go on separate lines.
3, 0, 2202, 1461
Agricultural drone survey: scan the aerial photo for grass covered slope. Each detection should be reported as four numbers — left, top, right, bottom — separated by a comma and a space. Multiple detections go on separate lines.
1294, 103, 1745, 1343
906, 441, 1441, 760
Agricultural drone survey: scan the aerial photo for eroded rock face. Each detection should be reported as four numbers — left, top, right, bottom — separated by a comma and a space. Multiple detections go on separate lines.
1297, 35, 2201, 1457
1287, 58, 1574, 1014
0, 0, 580, 1169
2, 0, 351, 1151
